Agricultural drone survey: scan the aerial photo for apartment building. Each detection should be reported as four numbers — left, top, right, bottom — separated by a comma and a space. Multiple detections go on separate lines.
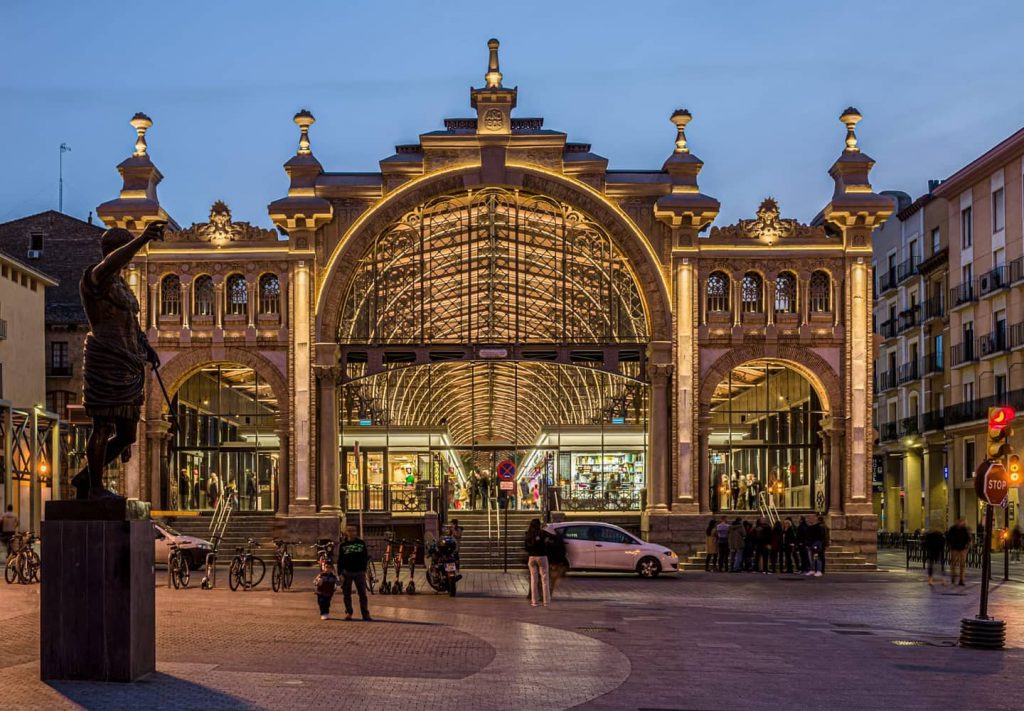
873, 185, 949, 533
934, 127, 1024, 532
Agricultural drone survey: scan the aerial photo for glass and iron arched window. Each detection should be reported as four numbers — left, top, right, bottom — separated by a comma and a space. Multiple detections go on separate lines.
706, 271, 730, 313
193, 275, 214, 317
774, 272, 797, 314
258, 273, 280, 315
160, 274, 181, 317
226, 274, 248, 317
809, 270, 831, 312
741, 272, 764, 313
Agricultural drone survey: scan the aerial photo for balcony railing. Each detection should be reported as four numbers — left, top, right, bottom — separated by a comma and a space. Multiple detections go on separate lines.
922, 294, 944, 321
923, 352, 944, 374
921, 410, 945, 432
896, 256, 920, 284
978, 330, 1008, 358
897, 306, 920, 333
878, 319, 898, 339
1011, 323, 1024, 350
879, 422, 898, 441
899, 416, 920, 436
949, 282, 976, 308
944, 388, 1024, 427
878, 270, 897, 294
875, 370, 897, 392
978, 266, 1008, 296
1010, 256, 1024, 284
47, 363, 74, 377
896, 361, 919, 385
950, 342, 977, 367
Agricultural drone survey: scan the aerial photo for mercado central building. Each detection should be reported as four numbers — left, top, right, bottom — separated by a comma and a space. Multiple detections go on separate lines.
95, 42, 893, 559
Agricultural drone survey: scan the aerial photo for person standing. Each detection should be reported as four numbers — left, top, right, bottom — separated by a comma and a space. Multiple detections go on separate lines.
946, 518, 970, 586
524, 518, 550, 607
923, 527, 946, 586
207, 472, 221, 510
728, 517, 746, 572
704, 519, 719, 572
754, 518, 772, 574
246, 471, 257, 510
179, 469, 191, 510
805, 514, 826, 576
1, 505, 18, 556
337, 526, 372, 621
716, 516, 730, 572
781, 518, 797, 574
313, 558, 338, 620
545, 526, 569, 595
796, 515, 810, 573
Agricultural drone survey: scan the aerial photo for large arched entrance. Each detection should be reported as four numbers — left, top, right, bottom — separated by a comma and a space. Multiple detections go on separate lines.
329, 185, 665, 515
706, 359, 833, 514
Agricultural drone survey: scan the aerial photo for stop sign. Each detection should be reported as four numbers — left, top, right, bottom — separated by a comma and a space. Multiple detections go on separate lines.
974, 460, 1010, 506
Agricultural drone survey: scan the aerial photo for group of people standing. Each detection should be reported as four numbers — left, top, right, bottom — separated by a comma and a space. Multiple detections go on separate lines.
921, 518, 971, 586
176, 469, 259, 511
706, 514, 828, 576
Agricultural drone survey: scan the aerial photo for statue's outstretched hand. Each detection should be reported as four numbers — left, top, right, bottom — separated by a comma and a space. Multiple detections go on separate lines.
142, 220, 168, 243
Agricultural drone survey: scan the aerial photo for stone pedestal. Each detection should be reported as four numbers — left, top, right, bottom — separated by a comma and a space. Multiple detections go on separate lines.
40, 500, 155, 682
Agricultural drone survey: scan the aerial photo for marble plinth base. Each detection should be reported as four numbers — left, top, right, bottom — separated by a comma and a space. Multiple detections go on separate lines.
40, 502, 154, 682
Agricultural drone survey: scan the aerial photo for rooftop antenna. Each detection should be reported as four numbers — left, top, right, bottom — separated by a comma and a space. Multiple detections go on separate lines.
59, 143, 71, 213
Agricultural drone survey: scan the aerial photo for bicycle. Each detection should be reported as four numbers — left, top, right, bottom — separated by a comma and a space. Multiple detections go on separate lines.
168, 541, 190, 589
315, 539, 335, 567
4, 533, 40, 585
271, 538, 297, 592
228, 538, 266, 591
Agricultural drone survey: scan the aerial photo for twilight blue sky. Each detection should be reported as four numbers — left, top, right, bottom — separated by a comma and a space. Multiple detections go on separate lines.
2, 0, 1023, 228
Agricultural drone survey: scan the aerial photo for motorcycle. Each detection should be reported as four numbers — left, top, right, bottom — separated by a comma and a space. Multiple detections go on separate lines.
425, 533, 461, 597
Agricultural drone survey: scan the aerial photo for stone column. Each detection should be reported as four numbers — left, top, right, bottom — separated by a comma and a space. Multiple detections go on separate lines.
697, 415, 712, 514
275, 419, 289, 516
799, 272, 810, 327
674, 258, 697, 511
828, 425, 843, 515
646, 348, 672, 513
247, 280, 257, 328
214, 280, 224, 330
316, 365, 340, 513
290, 256, 314, 512
766, 278, 776, 326
148, 283, 159, 330
145, 419, 171, 509
180, 279, 191, 329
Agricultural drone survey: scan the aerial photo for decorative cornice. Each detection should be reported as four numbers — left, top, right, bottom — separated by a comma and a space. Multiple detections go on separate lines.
171, 201, 279, 244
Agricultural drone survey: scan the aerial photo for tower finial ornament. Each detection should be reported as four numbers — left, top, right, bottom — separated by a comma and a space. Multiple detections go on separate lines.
130, 112, 152, 157
840, 106, 862, 153
294, 109, 315, 155
485, 38, 503, 89
671, 109, 692, 154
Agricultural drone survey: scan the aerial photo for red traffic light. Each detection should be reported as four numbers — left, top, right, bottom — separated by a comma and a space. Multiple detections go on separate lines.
988, 406, 1016, 431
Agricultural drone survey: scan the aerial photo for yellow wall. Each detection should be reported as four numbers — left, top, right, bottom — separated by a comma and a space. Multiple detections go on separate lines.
0, 258, 49, 407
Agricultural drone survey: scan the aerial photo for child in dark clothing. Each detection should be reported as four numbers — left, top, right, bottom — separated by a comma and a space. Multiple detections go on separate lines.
314, 559, 338, 620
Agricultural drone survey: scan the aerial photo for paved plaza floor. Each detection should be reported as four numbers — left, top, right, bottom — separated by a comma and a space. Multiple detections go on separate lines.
1, 560, 1022, 710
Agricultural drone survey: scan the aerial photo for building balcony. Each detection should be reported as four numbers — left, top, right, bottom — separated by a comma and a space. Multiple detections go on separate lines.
948, 282, 976, 308
879, 421, 898, 442
921, 410, 945, 432
978, 330, 1009, 358
875, 370, 897, 393
978, 266, 1009, 297
878, 319, 898, 340
945, 389, 1024, 427
899, 416, 920, 436
922, 294, 944, 322
950, 342, 977, 367
896, 256, 920, 284
897, 306, 920, 333
877, 270, 897, 295
1010, 323, 1024, 351
896, 361, 919, 385
923, 351, 944, 375
47, 364, 74, 377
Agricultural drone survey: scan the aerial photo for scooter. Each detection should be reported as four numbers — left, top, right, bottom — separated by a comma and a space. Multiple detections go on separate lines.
391, 539, 406, 594
405, 540, 420, 595
379, 538, 394, 594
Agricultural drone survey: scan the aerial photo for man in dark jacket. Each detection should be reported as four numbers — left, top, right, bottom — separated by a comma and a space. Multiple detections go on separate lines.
545, 527, 569, 594
946, 518, 970, 586
337, 526, 372, 621
805, 514, 827, 576
923, 527, 946, 586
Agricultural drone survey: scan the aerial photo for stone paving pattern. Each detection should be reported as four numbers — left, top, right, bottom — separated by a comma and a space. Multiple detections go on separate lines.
1, 557, 1023, 710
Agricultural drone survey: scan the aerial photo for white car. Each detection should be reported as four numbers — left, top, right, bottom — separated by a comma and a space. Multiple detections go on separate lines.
154, 522, 213, 570
545, 521, 678, 577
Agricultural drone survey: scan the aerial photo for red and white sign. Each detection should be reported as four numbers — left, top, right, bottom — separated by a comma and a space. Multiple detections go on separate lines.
974, 460, 1010, 506
499, 480, 515, 492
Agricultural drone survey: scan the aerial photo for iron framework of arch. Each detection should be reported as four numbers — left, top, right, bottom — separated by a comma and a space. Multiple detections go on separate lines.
337, 187, 650, 346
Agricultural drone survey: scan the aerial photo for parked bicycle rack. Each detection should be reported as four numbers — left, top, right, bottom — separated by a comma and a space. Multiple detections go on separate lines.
201, 497, 234, 589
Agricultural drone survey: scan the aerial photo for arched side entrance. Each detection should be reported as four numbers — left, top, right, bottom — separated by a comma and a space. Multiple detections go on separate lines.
316, 178, 674, 516
144, 348, 289, 512
698, 347, 843, 516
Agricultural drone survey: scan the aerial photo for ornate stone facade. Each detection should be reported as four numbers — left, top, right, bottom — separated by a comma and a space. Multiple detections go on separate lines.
95, 41, 893, 559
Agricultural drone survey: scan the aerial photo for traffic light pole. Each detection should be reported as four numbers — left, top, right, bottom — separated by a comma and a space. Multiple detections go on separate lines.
979, 504, 994, 620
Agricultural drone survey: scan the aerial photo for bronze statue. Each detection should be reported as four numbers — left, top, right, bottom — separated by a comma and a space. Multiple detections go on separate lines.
71, 221, 166, 499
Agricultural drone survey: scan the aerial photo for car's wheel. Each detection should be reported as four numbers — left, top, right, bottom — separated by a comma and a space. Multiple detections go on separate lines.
637, 556, 662, 578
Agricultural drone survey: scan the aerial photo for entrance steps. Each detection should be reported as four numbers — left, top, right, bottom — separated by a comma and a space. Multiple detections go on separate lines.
680, 546, 876, 572
452, 510, 539, 569
159, 511, 277, 556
